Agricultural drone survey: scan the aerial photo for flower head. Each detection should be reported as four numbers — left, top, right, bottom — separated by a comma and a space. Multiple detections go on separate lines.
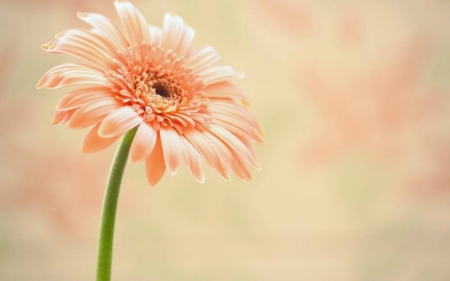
38, 0, 264, 186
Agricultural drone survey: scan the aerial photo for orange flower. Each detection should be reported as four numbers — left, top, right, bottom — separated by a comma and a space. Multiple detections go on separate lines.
37, 0, 264, 186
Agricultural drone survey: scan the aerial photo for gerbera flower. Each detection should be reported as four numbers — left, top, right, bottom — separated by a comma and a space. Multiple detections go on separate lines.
37, 0, 264, 186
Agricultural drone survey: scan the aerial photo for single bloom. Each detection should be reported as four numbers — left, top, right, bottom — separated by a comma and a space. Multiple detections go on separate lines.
37, 0, 264, 186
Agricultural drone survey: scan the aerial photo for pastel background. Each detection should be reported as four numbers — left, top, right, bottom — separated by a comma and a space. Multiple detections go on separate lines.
1, 0, 450, 280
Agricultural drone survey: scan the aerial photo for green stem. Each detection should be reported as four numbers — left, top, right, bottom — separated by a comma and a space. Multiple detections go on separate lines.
96, 127, 137, 281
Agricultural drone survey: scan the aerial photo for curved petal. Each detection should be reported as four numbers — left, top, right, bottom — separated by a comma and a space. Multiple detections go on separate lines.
149, 26, 162, 46
161, 13, 183, 49
52, 109, 77, 125
228, 148, 253, 181
145, 135, 166, 186
161, 13, 192, 54
77, 12, 129, 50
207, 124, 261, 170
184, 130, 231, 181
159, 126, 183, 175
199, 131, 246, 181
198, 66, 244, 85
204, 81, 248, 103
82, 123, 121, 153
180, 136, 205, 183
41, 31, 115, 70
186, 46, 220, 73
208, 100, 265, 141
56, 86, 114, 110
99, 106, 142, 138
129, 122, 157, 164
114, 0, 151, 45
175, 26, 195, 57
55, 29, 118, 60
37, 63, 108, 89
212, 117, 265, 143
68, 97, 121, 129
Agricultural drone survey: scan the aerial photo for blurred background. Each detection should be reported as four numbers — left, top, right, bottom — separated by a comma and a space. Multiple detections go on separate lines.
1, 0, 450, 280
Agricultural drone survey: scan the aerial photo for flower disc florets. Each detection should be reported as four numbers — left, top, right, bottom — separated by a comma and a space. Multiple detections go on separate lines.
108, 44, 209, 132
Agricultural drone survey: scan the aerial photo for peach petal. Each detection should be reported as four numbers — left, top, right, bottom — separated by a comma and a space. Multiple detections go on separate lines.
42, 34, 114, 69
209, 101, 265, 143
149, 26, 162, 46
161, 13, 185, 52
130, 122, 157, 164
207, 124, 261, 170
77, 12, 129, 50
237, 136, 258, 158
174, 26, 195, 57
200, 132, 252, 181
56, 29, 118, 59
229, 148, 253, 181
180, 136, 205, 183
212, 117, 264, 143
204, 81, 248, 103
82, 123, 120, 153
56, 86, 114, 110
45, 73, 108, 89
209, 101, 262, 131
159, 126, 183, 175
52, 109, 77, 125
37, 63, 107, 89
145, 135, 166, 186
68, 97, 121, 129
114, 0, 150, 45
186, 46, 220, 73
185, 130, 231, 181
99, 106, 142, 138
199, 66, 244, 85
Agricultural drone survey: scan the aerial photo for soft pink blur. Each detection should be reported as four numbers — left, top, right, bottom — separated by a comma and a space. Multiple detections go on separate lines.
300, 35, 441, 166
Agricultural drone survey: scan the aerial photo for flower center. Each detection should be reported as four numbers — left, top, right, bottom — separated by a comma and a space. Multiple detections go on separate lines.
153, 80, 171, 98
108, 44, 209, 130
130, 69, 187, 113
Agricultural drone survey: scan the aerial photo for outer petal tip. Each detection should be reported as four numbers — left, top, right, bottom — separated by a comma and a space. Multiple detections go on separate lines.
81, 146, 91, 154
129, 155, 139, 165
166, 13, 184, 23
168, 166, 180, 176
98, 123, 114, 138
129, 123, 157, 165
77, 12, 88, 19
145, 139, 166, 187
114, 0, 132, 9
148, 177, 162, 187
81, 144, 100, 154
36, 77, 46, 89
98, 107, 142, 138
82, 123, 121, 153
236, 71, 245, 79
41, 40, 56, 51
51, 109, 75, 126
242, 99, 250, 106
196, 174, 205, 184
160, 127, 183, 176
